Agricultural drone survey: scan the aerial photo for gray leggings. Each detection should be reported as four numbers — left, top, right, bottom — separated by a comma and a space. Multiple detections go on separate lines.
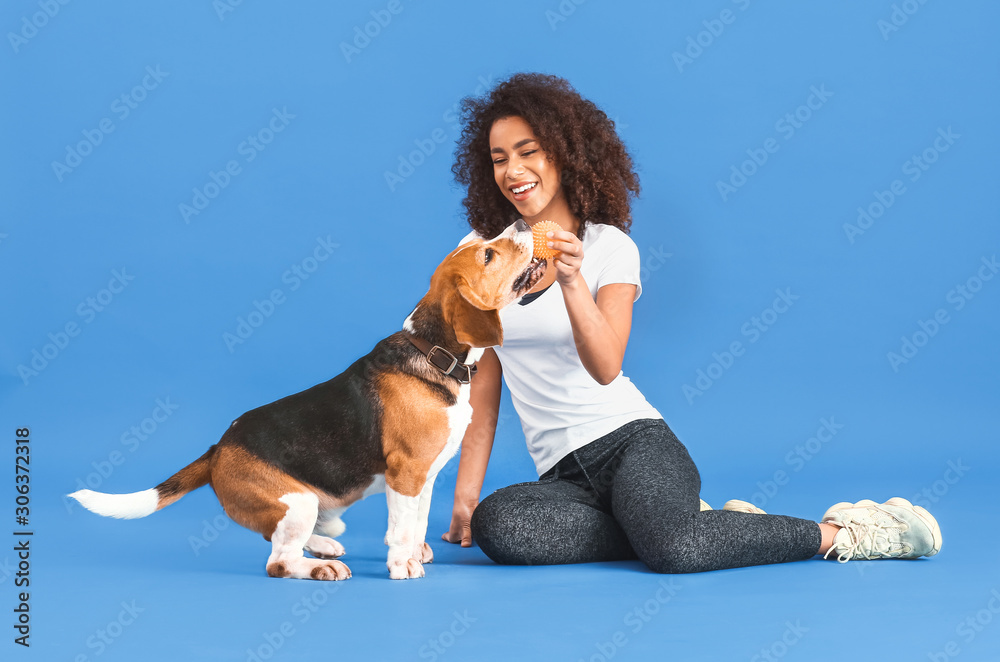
470, 418, 822, 573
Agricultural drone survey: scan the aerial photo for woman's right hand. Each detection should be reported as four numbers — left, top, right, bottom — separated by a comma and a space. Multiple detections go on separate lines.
441, 500, 476, 547
441, 348, 501, 548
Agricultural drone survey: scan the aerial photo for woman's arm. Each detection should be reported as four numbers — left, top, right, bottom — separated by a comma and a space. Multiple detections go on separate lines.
547, 228, 637, 385
441, 346, 503, 547
562, 279, 636, 385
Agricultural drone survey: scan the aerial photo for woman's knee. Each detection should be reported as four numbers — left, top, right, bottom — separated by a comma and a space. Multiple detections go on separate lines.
636, 538, 705, 574
643, 551, 694, 574
470, 489, 536, 565
625, 515, 702, 574
469, 492, 504, 544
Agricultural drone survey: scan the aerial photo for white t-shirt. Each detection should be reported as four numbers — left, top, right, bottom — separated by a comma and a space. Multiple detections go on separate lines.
456, 222, 663, 476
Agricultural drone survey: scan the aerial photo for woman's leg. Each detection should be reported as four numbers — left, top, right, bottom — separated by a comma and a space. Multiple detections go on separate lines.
471, 475, 637, 565
610, 422, 822, 573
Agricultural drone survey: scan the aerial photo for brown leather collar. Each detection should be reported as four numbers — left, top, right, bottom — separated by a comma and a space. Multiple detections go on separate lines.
405, 334, 478, 384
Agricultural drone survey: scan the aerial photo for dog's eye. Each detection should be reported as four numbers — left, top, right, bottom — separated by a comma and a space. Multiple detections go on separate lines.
484, 248, 495, 265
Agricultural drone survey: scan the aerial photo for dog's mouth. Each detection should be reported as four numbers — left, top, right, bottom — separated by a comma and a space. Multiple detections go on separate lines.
512, 256, 547, 294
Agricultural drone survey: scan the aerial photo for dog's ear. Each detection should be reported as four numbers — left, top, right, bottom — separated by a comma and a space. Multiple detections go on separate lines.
445, 278, 504, 348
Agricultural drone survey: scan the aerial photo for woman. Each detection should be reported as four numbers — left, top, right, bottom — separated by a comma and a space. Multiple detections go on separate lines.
440, 73, 940, 572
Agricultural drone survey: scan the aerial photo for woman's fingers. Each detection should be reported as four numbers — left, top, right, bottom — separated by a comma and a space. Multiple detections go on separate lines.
442, 511, 475, 546
546, 229, 581, 257
441, 525, 473, 546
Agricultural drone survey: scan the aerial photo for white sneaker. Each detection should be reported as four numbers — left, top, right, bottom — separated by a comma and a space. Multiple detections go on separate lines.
723, 499, 767, 514
699, 499, 767, 514
821, 497, 942, 563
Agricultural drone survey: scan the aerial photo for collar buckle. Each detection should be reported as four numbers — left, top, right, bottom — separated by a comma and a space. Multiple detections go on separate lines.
426, 345, 459, 375
405, 334, 478, 384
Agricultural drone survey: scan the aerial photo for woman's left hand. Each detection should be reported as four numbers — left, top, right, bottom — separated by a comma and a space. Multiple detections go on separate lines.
546, 229, 584, 287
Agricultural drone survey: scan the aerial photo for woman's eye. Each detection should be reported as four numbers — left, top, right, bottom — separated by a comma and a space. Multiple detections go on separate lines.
492, 158, 506, 165
522, 150, 536, 157
484, 248, 495, 265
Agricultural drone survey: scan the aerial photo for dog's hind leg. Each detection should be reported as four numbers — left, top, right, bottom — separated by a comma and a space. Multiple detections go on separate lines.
304, 534, 345, 559
210, 445, 351, 580
306, 508, 347, 559
265, 493, 350, 580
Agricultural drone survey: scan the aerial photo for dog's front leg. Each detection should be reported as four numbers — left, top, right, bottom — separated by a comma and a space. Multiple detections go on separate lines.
385, 485, 425, 579
411, 474, 436, 564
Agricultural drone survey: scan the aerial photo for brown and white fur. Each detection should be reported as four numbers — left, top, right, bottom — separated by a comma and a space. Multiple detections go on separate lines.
69, 220, 545, 580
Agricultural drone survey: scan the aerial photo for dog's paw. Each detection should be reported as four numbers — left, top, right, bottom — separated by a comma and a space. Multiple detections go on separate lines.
388, 558, 425, 580
413, 542, 434, 564
305, 535, 345, 559
310, 560, 352, 581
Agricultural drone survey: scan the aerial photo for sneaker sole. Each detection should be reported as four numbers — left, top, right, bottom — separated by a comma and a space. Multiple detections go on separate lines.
885, 496, 942, 557
822, 497, 942, 557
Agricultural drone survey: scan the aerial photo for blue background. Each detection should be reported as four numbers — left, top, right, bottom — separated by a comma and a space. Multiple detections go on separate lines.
1, 1, 998, 660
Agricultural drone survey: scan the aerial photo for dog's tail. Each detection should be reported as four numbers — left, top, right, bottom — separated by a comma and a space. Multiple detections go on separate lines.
68, 445, 217, 519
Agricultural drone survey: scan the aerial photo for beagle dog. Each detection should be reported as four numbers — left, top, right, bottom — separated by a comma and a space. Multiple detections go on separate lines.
69, 219, 545, 581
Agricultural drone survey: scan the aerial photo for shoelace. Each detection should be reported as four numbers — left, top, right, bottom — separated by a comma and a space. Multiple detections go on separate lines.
823, 505, 913, 563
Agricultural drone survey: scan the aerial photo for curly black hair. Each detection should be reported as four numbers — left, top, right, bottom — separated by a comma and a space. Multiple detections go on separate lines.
451, 72, 640, 240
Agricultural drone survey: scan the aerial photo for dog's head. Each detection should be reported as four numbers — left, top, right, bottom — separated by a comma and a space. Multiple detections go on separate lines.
431, 219, 546, 348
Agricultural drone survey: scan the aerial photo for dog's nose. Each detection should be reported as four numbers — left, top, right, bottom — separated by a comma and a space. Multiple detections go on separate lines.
514, 219, 530, 233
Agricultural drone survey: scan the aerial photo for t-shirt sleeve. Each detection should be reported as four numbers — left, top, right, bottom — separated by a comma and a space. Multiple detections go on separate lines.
596, 230, 643, 302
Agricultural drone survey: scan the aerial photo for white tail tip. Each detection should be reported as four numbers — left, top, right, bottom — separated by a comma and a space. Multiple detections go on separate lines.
68, 488, 159, 519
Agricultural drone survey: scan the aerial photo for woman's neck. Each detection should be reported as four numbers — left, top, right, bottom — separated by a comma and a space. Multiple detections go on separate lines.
523, 189, 581, 236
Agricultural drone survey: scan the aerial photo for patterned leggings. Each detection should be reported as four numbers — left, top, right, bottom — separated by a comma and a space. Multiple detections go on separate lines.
470, 418, 822, 573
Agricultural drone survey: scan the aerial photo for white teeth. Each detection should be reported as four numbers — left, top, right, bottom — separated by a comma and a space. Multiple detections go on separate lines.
512, 182, 536, 194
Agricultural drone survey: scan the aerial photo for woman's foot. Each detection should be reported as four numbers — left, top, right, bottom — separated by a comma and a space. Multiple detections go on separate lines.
820, 497, 942, 563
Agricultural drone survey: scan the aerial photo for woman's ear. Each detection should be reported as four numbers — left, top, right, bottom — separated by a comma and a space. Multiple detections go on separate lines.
445, 279, 504, 348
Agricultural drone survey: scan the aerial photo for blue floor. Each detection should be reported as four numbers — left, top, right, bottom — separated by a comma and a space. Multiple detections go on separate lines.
25, 463, 996, 661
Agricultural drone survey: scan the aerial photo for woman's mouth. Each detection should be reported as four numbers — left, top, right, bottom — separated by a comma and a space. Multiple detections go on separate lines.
510, 182, 537, 202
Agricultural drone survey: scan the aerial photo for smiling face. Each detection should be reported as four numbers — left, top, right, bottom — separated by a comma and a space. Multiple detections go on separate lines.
490, 116, 566, 223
